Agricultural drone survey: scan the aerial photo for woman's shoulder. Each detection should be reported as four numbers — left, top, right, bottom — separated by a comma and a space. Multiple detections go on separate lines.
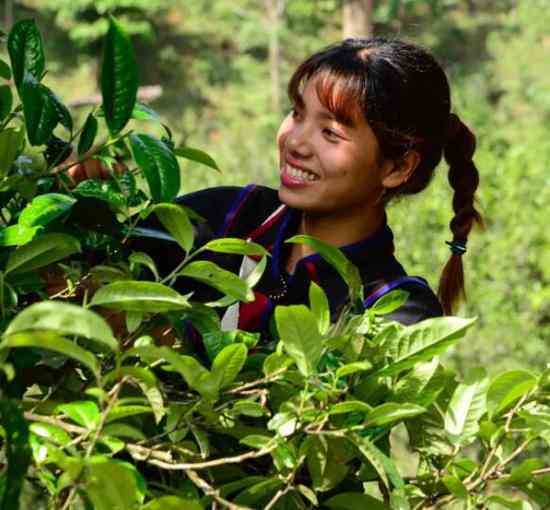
382, 277, 443, 325
363, 269, 443, 325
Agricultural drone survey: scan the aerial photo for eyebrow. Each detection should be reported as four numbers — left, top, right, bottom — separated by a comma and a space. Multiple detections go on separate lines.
293, 91, 356, 128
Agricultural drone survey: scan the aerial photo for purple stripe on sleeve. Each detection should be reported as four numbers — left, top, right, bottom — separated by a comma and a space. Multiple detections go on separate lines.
363, 276, 429, 309
217, 184, 256, 237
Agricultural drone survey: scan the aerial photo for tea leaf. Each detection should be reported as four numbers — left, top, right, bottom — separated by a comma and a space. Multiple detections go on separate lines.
101, 16, 138, 135
91, 281, 190, 312
4, 301, 117, 352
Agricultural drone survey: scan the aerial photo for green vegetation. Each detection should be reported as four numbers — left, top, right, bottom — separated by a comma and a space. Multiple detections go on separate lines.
1, 2, 549, 509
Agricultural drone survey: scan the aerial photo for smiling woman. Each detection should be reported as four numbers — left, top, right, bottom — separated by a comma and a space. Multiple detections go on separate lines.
133, 38, 483, 337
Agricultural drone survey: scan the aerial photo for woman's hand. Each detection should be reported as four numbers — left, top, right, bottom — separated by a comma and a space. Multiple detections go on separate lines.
58, 151, 127, 185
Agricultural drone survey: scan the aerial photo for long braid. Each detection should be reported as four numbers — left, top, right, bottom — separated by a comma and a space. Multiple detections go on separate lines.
438, 114, 484, 314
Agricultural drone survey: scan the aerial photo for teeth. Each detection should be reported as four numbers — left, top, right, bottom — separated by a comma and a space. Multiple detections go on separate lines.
287, 164, 317, 181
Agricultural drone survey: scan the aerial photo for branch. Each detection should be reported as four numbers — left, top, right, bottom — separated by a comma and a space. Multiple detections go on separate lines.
68, 85, 162, 108
136, 445, 275, 471
185, 469, 253, 510
24, 411, 273, 470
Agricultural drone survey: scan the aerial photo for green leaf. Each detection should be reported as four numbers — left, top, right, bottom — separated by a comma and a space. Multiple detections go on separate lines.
4, 301, 118, 351
0, 58, 11, 80
377, 317, 476, 376
442, 475, 469, 500
324, 492, 390, 510
390, 358, 445, 407
268, 412, 297, 437
20, 74, 58, 146
0, 85, 13, 122
150, 203, 194, 252
233, 478, 284, 507
101, 16, 138, 135
370, 289, 410, 315
328, 400, 372, 415
102, 423, 146, 442
5, 233, 80, 275
77, 112, 98, 155
106, 405, 153, 423
487, 370, 537, 419
364, 403, 426, 426
74, 179, 125, 208
485, 495, 534, 509
129, 252, 159, 281
142, 497, 202, 510
7, 19, 45, 90
352, 433, 404, 490
124, 345, 215, 401
501, 458, 544, 486
179, 260, 254, 302
444, 367, 489, 444
129, 133, 180, 203
298, 485, 318, 507
275, 304, 323, 376
175, 146, 220, 171
240, 434, 273, 449
306, 436, 350, 492
309, 281, 330, 335
0, 400, 31, 510
286, 234, 363, 303
131, 102, 160, 122
263, 351, 294, 376
233, 401, 265, 418
57, 401, 100, 429
211, 343, 247, 389
18, 193, 76, 227
29, 423, 71, 447
336, 361, 372, 378
0, 224, 40, 247
90, 281, 190, 312
84, 457, 141, 510
1, 331, 99, 378
201, 237, 270, 257
47, 90, 72, 133
0, 127, 25, 178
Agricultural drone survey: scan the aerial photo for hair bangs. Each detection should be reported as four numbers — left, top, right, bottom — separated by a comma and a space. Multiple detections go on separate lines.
288, 60, 367, 127
314, 71, 365, 127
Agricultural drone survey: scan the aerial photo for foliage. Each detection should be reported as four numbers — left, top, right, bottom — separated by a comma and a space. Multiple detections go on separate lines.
1, 13, 549, 510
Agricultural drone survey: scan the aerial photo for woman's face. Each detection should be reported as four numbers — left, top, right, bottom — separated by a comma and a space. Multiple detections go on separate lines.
277, 76, 392, 217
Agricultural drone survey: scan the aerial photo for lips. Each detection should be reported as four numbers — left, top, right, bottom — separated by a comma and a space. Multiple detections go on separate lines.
280, 155, 319, 185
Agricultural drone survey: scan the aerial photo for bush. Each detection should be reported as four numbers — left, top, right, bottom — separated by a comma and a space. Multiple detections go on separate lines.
0, 18, 549, 510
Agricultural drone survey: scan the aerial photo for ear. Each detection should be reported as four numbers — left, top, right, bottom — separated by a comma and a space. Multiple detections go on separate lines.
380, 150, 421, 189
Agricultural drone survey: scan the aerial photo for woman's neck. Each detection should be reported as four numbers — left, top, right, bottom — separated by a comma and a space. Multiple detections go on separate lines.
285, 204, 386, 274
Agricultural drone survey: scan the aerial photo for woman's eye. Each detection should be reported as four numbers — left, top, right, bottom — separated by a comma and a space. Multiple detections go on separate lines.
323, 128, 340, 141
289, 107, 300, 118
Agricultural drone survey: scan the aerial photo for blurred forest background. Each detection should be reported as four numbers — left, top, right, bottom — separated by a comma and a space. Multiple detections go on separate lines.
3, 0, 549, 373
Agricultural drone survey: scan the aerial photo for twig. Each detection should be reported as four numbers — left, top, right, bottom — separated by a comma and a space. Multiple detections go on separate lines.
227, 369, 287, 394
136, 445, 275, 471
24, 411, 272, 470
504, 393, 529, 433
24, 411, 87, 435
532, 466, 550, 476
185, 469, 253, 510
264, 486, 291, 510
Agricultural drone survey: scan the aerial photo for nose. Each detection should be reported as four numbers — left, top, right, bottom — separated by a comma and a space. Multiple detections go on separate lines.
285, 122, 313, 159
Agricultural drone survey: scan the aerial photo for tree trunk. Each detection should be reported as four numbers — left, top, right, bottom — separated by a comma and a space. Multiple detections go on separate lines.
342, 0, 374, 39
4, 0, 13, 30
265, 0, 285, 113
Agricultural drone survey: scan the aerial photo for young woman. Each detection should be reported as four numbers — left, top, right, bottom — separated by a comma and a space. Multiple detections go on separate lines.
119, 38, 483, 336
